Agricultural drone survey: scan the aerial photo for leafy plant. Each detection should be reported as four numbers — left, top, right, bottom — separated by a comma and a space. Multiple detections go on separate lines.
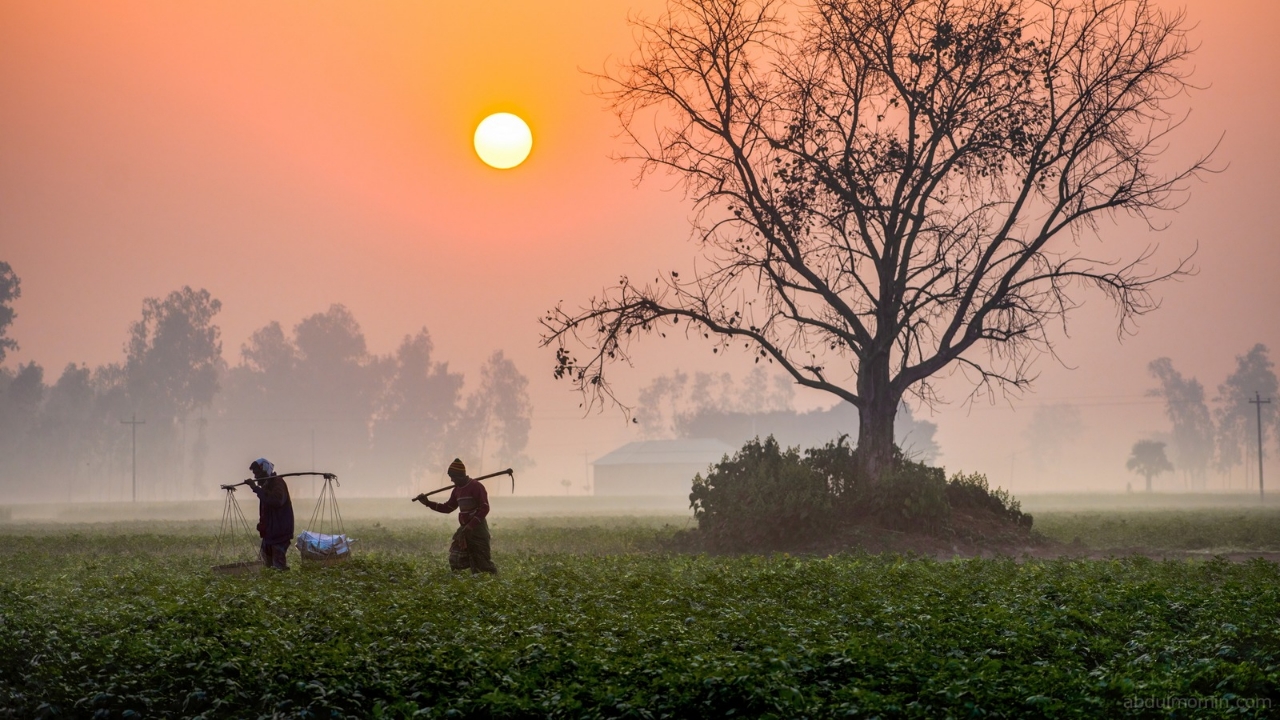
694, 435, 1030, 545
862, 456, 950, 534
1, 524, 1278, 718
947, 472, 1032, 527
690, 437, 833, 550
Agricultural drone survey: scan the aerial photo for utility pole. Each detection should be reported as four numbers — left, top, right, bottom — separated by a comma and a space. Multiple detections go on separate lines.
1251, 392, 1272, 501
120, 414, 145, 503
180, 417, 187, 500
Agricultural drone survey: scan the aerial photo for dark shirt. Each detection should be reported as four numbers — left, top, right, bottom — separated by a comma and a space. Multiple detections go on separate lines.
427, 479, 490, 527
252, 476, 294, 545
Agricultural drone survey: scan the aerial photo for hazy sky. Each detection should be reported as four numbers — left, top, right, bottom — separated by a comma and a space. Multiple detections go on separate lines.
2, 0, 1277, 494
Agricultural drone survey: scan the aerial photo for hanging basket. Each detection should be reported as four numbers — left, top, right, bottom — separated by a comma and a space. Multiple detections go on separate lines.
212, 485, 262, 575
296, 531, 352, 563
298, 474, 353, 565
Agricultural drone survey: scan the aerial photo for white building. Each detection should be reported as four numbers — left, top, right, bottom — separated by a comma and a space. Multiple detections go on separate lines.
591, 439, 736, 496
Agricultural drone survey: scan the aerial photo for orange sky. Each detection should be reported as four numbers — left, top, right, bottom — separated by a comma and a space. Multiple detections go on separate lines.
2, 0, 1278, 493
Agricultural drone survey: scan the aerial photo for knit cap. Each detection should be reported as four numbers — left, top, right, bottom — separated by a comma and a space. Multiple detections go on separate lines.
447, 458, 467, 478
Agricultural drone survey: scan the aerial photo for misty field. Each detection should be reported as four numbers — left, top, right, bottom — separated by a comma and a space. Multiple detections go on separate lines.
1, 517, 1279, 718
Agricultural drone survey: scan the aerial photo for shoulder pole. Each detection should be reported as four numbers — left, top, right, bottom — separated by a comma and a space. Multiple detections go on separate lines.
411, 468, 514, 501
221, 471, 337, 491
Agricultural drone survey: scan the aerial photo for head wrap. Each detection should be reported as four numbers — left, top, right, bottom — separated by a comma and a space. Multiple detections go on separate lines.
447, 458, 467, 478
250, 458, 275, 477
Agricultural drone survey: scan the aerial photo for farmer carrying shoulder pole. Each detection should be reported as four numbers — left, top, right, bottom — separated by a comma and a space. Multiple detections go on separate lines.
247, 458, 293, 571
415, 458, 497, 574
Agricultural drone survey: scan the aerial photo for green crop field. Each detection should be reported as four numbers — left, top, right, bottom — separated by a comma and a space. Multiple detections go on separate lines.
1034, 509, 1280, 553
1, 517, 1278, 718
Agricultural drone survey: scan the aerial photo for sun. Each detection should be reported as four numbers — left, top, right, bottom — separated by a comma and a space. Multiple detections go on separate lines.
473, 113, 533, 169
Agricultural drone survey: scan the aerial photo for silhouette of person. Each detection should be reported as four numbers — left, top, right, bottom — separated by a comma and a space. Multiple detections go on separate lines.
247, 458, 293, 570
415, 458, 497, 574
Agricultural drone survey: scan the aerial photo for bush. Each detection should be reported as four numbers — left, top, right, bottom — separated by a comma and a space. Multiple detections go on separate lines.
807, 438, 951, 535
861, 456, 950, 534
692, 437, 1033, 549
804, 434, 861, 499
946, 471, 1032, 528
690, 437, 833, 550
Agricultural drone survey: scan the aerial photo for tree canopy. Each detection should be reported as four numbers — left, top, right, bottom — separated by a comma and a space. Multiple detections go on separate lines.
1214, 344, 1277, 476
1147, 357, 1213, 488
1126, 438, 1173, 492
542, 0, 1210, 482
0, 261, 21, 364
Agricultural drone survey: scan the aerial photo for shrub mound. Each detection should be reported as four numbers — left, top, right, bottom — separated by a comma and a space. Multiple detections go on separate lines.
690, 436, 1035, 553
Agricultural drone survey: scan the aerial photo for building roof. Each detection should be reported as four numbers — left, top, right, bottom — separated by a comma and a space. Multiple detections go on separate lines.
592, 438, 737, 467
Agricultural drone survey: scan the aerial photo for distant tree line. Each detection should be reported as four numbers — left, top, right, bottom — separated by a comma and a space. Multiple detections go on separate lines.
1144, 346, 1278, 490
635, 366, 941, 464
0, 263, 532, 502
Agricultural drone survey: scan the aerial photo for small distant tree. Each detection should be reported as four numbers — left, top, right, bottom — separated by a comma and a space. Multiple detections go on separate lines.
1213, 344, 1277, 484
1147, 357, 1213, 488
1023, 403, 1083, 484
1126, 439, 1173, 492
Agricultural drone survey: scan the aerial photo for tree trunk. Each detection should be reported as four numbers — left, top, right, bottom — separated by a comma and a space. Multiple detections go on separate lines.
1145, 473, 1153, 493
856, 351, 899, 485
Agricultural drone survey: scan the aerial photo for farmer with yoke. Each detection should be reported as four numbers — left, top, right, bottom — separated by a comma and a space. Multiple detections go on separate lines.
247, 458, 293, 570
416, 458, 497, 574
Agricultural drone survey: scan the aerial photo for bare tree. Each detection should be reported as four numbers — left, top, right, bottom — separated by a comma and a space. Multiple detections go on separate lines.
542, 0, 1209, 482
